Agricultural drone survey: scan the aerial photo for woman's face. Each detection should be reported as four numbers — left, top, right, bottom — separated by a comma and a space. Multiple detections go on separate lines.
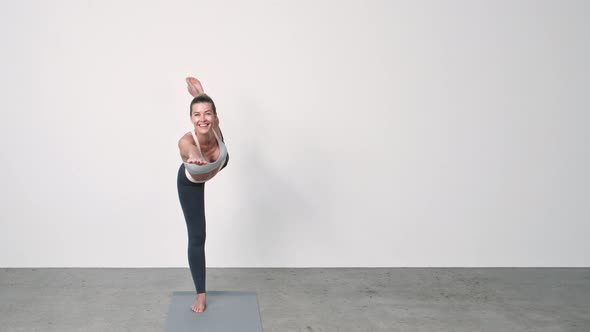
191, 102, 216, 134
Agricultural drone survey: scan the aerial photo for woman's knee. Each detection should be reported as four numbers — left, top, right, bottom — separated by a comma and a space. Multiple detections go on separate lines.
188, 232, 206, 247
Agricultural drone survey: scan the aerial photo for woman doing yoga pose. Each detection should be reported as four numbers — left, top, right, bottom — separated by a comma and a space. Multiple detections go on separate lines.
177, 77, 229, 313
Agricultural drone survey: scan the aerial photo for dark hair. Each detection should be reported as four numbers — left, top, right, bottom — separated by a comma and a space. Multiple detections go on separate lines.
189, 94, 217, 115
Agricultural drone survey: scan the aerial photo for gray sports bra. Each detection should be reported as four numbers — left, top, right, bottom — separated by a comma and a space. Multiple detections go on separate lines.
183, 128, 228, 175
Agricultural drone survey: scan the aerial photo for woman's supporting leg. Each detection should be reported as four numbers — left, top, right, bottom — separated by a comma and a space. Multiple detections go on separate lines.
177, 164, 207, 294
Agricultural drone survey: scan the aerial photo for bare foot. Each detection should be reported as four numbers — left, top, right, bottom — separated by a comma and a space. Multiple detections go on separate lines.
186, 77, 205, 97
191, 293, 207, 313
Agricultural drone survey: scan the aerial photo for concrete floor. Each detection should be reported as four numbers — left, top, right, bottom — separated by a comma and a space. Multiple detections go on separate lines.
0, 268, 589, 331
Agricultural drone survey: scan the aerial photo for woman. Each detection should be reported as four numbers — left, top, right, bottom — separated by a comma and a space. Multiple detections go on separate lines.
177, 77, 229, 313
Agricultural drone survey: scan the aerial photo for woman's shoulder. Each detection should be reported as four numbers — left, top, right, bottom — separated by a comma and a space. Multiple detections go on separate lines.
179, 130, 196, 145
184, 130, 194, 138
212, 125, 225, 143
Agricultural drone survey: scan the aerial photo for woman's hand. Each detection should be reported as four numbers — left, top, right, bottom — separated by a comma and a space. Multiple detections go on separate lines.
186, 147, 208, 165
188, 159, 209, 165
187, 156, 208, 165
186, 77, 204, 97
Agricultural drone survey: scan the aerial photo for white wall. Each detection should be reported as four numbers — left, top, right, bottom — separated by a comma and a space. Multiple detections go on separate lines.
1, 0, 588, 267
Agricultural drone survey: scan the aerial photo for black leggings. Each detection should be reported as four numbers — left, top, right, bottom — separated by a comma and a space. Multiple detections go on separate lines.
176, 155, 228, 294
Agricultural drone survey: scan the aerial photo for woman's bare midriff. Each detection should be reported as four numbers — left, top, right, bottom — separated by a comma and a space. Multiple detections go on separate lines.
186, 167, 220, 182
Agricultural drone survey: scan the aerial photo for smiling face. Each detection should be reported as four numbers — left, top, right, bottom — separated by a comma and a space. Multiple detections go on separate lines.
191, 102, 216, 134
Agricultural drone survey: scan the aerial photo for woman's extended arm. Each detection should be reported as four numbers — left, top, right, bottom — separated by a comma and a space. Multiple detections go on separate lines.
178, 133, 208, 165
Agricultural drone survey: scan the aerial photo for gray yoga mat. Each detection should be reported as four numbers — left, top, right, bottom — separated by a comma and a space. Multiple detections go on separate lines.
164, 291, 263, 332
